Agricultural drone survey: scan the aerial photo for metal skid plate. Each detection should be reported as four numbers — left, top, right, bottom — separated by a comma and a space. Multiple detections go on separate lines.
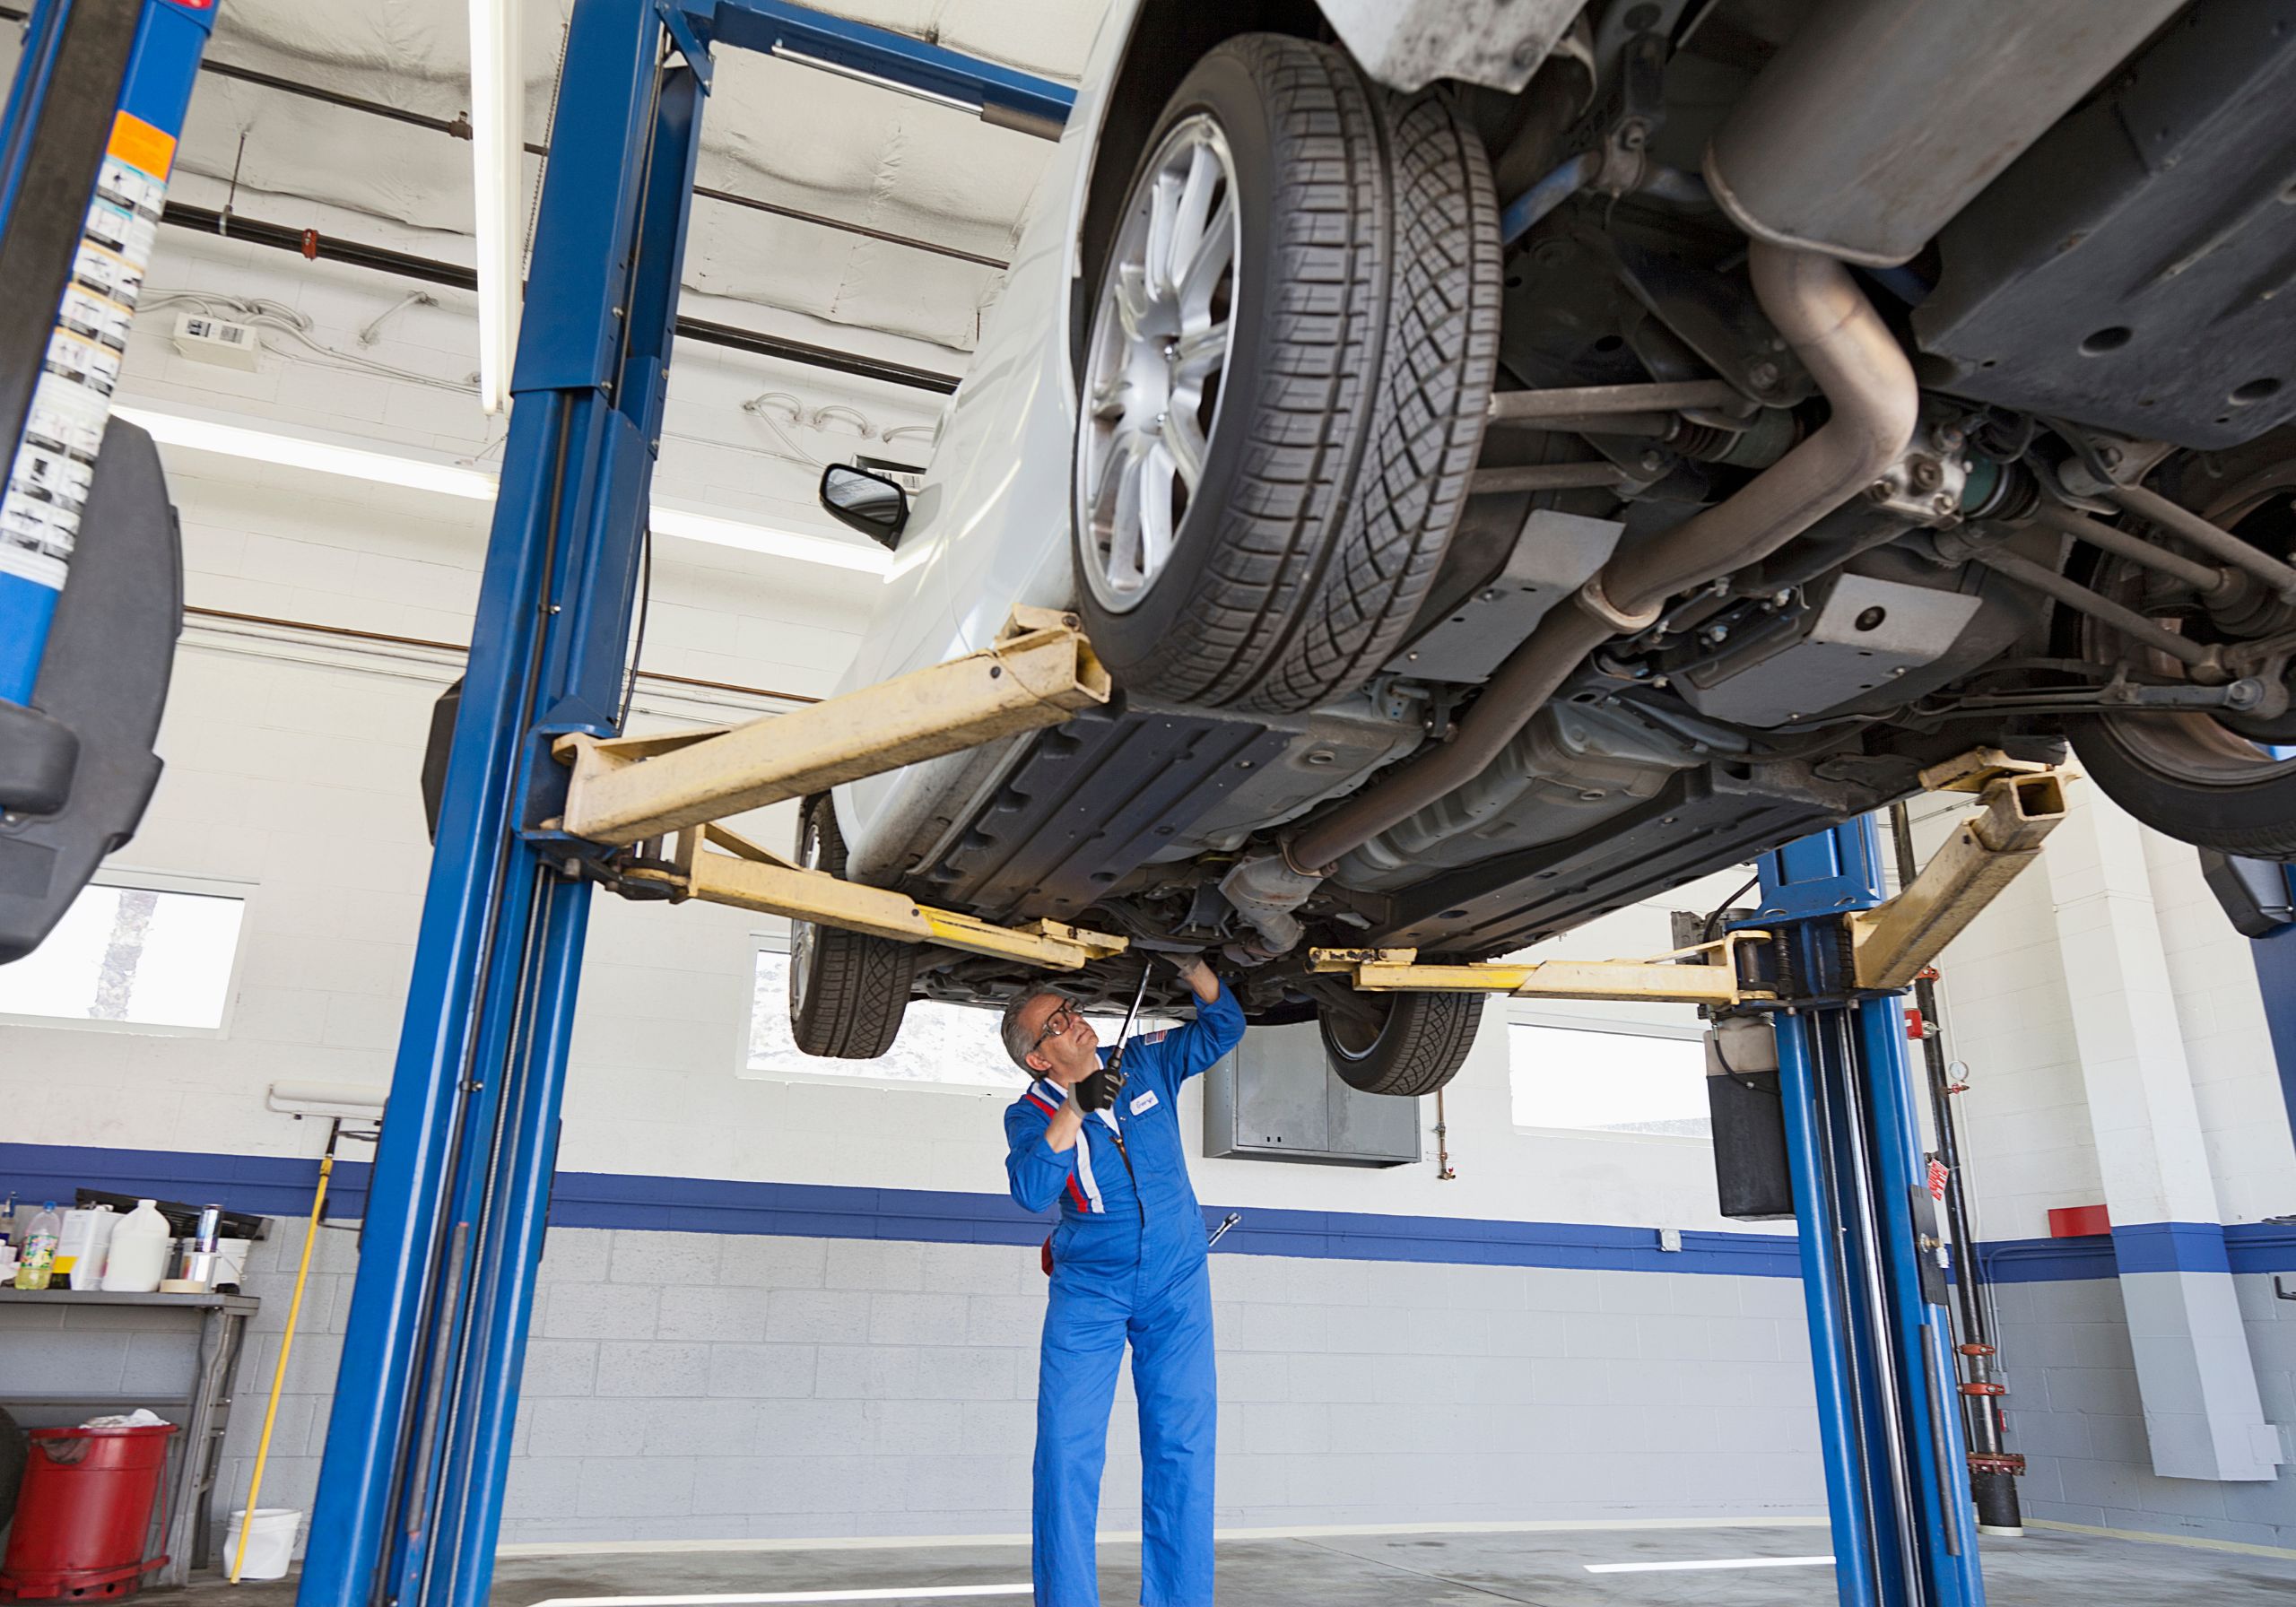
1679, 573, 1985, 729
1384, 508, 1622, 682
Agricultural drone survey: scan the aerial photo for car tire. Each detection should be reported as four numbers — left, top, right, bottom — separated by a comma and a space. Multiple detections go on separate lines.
1320, 990, 1482, 1098
2064, 525, 2296, 856
787, 795, 911, 1058
2070, 722, 2296, 856
1073, 33, 1500, 714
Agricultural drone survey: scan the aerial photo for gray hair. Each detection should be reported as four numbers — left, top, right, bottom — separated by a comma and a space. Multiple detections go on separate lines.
1000, 986, 1069, 1073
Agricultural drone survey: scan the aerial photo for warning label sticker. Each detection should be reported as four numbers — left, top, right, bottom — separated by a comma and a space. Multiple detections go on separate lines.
1, 114, 173, 590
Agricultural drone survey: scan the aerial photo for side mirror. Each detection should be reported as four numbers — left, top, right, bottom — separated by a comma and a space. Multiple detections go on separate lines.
818, 465, 909, 548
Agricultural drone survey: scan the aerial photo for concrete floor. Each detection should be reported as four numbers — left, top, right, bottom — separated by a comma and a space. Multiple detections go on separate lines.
186, 1523, 2296, 1604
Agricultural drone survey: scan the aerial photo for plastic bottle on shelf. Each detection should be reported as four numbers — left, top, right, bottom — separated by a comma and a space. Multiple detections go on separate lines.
100, 1200, 172, 1293
58, 1204, 117, 1290
13, 1203, 60, 1290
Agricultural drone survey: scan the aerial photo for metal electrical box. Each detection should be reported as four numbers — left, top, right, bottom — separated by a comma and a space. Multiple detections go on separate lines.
1202, 1021, 1422, 1168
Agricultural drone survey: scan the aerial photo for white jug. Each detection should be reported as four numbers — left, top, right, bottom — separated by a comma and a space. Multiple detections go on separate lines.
100, 1199, 172, 1293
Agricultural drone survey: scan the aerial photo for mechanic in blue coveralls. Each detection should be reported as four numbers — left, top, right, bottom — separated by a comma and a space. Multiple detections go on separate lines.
1001, 955, 1243, 1607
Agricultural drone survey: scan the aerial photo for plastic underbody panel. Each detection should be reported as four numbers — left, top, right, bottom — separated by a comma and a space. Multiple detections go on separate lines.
1913, 0, 2296, 448
912, 699, 1905, 962
909, 705, 1296, 924
1361, 760, 1857, 955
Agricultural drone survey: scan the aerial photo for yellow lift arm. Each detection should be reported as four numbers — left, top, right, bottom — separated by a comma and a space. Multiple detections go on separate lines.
554, 597, 2070, 1007
1309, 930, 1774, 1005
620, 821, 1130, 972
554, 608, 1109, 847
1306, 760, 2069, 1005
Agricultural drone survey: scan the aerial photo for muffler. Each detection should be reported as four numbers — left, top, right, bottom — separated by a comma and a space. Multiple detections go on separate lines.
1702, 0, 2185, 267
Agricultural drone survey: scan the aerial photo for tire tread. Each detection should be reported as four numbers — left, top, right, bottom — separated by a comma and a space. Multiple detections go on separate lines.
1091, 35, 1500, 713
789, 796, 911, 1059
1323, 989, 1480, 1098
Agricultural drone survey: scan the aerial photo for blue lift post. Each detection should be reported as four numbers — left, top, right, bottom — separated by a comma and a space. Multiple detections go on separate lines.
0, 0, 215, 702
1757, 820, 1984, 1607
292, 7, 1073, 1607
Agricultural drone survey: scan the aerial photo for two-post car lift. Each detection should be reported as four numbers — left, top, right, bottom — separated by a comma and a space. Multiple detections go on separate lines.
2, 5, 2073, 1606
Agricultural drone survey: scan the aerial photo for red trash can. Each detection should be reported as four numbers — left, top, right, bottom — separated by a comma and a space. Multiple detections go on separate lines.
0, 1424, 177, 1601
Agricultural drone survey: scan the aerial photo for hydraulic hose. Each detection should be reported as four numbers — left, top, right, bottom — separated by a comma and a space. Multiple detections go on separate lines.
1285, 245, 1918, 874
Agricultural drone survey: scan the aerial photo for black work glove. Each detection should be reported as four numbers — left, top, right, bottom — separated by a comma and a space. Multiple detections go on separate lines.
1075, 1062, 1125, 1113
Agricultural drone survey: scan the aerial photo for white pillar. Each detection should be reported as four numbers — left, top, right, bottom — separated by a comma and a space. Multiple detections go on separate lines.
2044, 790, 2281, 1481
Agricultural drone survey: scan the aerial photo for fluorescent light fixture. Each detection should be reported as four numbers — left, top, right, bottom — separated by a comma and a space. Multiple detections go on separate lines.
648, 503, 889, 573
116, 406, 497, 500
468, 0, 524, 413
114, 404, 890, 575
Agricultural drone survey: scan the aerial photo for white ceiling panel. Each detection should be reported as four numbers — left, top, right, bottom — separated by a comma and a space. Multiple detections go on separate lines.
158, 0, 1110, 364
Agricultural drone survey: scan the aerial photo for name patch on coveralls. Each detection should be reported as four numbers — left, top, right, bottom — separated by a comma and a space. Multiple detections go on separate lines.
1130, 1089, 1160, 1116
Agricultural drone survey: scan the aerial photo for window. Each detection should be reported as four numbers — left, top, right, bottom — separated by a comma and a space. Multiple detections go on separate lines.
744, 946, 1185, 1091
745, 947, 1016, 1090
1508, 1020, 1711, 1138
0, 875, 248, 1033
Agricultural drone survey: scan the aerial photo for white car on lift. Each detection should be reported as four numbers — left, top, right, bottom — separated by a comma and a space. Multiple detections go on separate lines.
794, 0, 2296, 1095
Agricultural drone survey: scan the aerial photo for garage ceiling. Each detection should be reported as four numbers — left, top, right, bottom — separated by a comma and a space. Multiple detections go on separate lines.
168, 0, 1110, 365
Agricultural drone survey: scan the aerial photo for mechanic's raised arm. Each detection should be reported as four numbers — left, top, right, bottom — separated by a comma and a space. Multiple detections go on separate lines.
1004, 1098, 1081, 1212
1151, 957, 1243, 1084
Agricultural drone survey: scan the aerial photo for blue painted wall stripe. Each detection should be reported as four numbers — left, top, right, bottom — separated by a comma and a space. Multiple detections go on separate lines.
13, 1142, 2292, 1283
1979, 1221, 2296, 1283
2111, 1220, 2232, 1276
0, 1141, 1803, 1278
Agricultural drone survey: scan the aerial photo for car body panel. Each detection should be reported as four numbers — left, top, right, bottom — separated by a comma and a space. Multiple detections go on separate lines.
834, 0, 1148, 883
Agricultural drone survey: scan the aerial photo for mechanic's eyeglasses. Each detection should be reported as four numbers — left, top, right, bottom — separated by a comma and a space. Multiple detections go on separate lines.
1029, 1001, 1082, 1056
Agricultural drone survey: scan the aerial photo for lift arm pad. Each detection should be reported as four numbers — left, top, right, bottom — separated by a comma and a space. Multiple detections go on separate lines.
1850, 769, 2067, 991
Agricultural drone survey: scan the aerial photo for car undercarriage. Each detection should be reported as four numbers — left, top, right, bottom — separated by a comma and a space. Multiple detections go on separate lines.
799, 0, 2296, 1094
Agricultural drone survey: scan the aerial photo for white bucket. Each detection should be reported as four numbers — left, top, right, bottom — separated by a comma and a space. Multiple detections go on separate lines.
225, 1508, 300, 1581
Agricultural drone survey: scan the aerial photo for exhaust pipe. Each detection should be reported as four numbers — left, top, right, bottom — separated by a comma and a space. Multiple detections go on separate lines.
1225, 246, 1918, 942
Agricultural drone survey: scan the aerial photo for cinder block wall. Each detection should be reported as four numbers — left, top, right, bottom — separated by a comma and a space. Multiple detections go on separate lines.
1988, 1273, 2296, 1548
213, 1222, 1822, 1549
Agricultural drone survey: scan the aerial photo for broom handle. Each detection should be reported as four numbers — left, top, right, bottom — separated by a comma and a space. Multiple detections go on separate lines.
229, 1142, 334, 1582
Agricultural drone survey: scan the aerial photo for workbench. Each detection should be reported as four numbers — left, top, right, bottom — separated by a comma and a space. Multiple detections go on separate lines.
0, 1289, 259, 1587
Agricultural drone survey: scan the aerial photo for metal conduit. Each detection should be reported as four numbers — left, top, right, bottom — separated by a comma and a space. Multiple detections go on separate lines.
156, 203, 965, 393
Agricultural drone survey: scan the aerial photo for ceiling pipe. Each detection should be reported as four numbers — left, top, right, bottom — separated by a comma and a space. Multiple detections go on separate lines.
156, 203, 963, 393
0, 6, 1016, 273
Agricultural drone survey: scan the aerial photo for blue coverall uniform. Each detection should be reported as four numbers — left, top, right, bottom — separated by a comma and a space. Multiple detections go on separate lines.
1004, 983, 1245, 1607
